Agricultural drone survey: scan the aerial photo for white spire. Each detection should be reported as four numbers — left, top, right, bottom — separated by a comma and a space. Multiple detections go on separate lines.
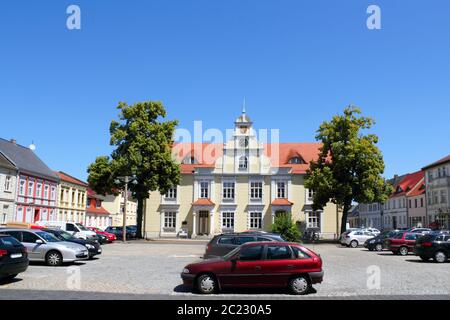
242, 97, 246, 114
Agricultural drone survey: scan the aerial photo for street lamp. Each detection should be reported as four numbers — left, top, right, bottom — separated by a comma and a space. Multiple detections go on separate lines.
114, 175, 138, 242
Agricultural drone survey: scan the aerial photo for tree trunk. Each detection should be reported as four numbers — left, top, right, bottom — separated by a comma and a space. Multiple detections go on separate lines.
136, 196, 144, 239
340, 203, 351, 235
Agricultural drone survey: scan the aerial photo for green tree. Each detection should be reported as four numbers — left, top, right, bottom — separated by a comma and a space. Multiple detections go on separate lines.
87, 101, 181, 238
305, 106, 392, 235
271, 212, 301, 242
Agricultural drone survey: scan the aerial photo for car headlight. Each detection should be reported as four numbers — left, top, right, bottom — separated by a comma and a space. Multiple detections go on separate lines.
182, 268, 190, 274
85, 244, 94, 249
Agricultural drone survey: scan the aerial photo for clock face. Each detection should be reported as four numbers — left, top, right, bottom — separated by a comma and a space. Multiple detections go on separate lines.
239, 138, 249, 147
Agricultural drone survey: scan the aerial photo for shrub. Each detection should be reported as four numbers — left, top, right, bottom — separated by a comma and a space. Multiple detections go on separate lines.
271, 212, 301, 242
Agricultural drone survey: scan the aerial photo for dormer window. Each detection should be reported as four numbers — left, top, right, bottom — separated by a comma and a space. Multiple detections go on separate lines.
239, 156, 248, 170
289, 156, 305, 164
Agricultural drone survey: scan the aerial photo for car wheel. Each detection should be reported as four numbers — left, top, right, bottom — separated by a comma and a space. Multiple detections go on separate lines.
434, 251, 447, 263
196, 274, 217, 294
375, 244, 383, 252
46, 251, 63, 266
289, 275, 311, 295
350, 240, 358, 248
420, 256, 430, 262
399, 246, 409, 256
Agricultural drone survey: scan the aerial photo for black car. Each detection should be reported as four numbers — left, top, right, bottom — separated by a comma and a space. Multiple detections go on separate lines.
105, 226, 135, 240
204, 232, 286, 259
414, 232, 450, 263
364, 230, 399, 251
96, 233, 109, 245
43, 229, 102, 259
0, 234, 29, 281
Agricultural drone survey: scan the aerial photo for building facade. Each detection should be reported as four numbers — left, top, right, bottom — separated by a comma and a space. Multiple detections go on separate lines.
0, 138, 59, 224
102, 193, 137, 227
423, 155, 450, 229
406, 175, 426, 228
85, 188, 112, 229
55, 171, 88, 223
0, 152, 17, 224
144, 111, 341, 239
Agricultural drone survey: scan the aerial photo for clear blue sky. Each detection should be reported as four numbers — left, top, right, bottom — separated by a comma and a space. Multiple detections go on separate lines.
1, 0, 449, 181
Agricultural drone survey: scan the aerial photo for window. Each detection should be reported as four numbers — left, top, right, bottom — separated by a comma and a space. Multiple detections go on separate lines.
4, 176, 12, 192
289, 157, 305, 164
249, 212, 262, 230
414, 199, 418, 208
1, 205, 8, 223
51, 186, 56, 201
441, 190, 447, 204
96, 200, 101, 208
291, 246, 311, 259
218, 236, 235, 245
222, 182, 235, 200
200, 181, 209, 198
236, 236, 255, 245
266, 245, 292, 260
307, 189, 314, 201
420, 198, 424, 207
428, 171, 433, 182
433, 191, 438, 204
66, 223, 76, 232
165, 187, 177, 199
164, 212, 176, 230
28, 181, 34, 197
44, 185, 49, 199
19, 180, 26, 196
222, 212, 235, 231
276, 181, 286, 198
250, 181, 263, 199
239, 156, 248, 170
307, 212, 321, 229
239, 245, 263, 261
36, 183, 42, 198
22, 231, 39, 244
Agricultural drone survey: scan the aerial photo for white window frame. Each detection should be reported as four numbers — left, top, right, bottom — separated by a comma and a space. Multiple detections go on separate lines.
19, 179, 26, 196
27, 181, 34, 197
163, 211, 177, 230
239, 155, 248, 170
249, 211, 263, 230
222, 182, 235, 200
165, 187, 177, 200
276, 181, 286, 199
200, 181, 209, 199
250, 181, 263, 200
221, 211, 235, 232
4, 176, 12, 192
306, 211, 321, 230
36, 183, 42, 198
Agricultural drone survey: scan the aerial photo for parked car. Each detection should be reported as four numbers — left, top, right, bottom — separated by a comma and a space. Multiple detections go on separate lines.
361, 228, 381, 236
338, 229, 361, 244
204, 232, 285, 259
408, 228, 432, 235
364, 230, 399, 251
414, 232, 450, 263
87, 227, 117, 243
384, 232, 422, 256
104, 226, 135, 240
0, 234, 29, 281
341, 230, 375, 248
0, 229, 89, 266
182, 242, 323, 295
95, 233, 109, 245
36, 221, 97, 240
42, 228, 102, 259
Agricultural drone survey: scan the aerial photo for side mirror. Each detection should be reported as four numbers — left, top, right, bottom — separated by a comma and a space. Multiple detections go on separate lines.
35, 239, 44, 244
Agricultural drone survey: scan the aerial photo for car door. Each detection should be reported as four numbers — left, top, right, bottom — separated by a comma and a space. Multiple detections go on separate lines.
259, 244, 295, 287
404, 233, 417, 251
221, 244, 264, 287
21, 231, 45, 261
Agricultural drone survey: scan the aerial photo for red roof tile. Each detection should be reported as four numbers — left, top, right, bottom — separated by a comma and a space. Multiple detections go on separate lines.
55, 171, 88, 187
271, 198, 294, 206
192, 199, 215, 206
407, 179, 425, 197
391, 171, 424, 198
86, 206, 110, 215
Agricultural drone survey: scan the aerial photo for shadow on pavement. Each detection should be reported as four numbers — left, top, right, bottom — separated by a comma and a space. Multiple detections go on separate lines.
28, 261, 87, 267
0, 277, 23, 286
173, 285, 317, 296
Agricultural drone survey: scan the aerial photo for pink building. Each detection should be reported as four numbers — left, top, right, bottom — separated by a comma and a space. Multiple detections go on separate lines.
406, 173, 426, 227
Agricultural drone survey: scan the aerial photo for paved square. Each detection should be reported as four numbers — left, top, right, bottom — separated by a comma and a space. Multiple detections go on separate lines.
1, 241, 449, 299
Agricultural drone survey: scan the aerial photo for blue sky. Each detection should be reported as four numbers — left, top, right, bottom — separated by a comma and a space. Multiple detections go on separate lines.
0, 0, 449, 181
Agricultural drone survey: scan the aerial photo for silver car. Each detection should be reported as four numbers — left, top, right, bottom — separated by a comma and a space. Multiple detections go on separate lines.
0, 229, 89, 266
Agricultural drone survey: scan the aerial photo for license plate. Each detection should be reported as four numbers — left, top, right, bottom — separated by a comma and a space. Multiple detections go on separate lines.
10, 253, 22, 259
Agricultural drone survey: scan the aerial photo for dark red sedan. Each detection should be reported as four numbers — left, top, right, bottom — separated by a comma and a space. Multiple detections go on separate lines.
384, 232, 421, 255
181, 242, 323, 295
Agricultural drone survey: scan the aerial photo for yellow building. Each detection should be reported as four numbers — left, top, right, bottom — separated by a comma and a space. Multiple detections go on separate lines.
102, 193, 137, 227
144, 111, 341, 239
55, 171, 87, 224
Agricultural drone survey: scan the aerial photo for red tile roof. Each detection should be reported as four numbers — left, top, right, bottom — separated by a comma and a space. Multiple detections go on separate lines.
407, 178, 425, 197
192, 199, 215, 206
391, 171, 424, 198
422, 155, 450, 170
172, 142, 322, 175
55, 171, 88, 187
271, 198, 294, 206
86, 206, 110, 215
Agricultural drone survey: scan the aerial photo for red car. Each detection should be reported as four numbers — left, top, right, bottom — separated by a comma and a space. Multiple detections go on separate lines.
384, 232, 421, 256
87, 227, 116, 242
181, 242, 323, 295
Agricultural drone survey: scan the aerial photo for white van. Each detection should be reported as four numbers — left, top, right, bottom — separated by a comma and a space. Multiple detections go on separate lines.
36, 221, 97, 240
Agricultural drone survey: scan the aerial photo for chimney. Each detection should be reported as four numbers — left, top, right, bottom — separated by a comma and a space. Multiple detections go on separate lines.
10, 139, 17, 145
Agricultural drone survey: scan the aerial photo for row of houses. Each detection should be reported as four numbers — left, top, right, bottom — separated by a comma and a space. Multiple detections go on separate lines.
0, 138, 137, 229
350, 155, 450, 231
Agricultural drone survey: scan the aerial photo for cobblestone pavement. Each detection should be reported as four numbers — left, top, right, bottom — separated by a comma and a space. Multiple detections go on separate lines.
1, 241, 450, 299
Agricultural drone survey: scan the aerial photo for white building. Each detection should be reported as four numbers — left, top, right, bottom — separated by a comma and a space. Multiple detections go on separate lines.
0, 153, 17, 224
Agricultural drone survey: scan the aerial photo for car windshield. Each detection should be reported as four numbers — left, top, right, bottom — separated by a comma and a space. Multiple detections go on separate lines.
35, 231, 61, 242
56, 230, 74, 240
223, 246, 241, 260
76, 223, 89, 231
